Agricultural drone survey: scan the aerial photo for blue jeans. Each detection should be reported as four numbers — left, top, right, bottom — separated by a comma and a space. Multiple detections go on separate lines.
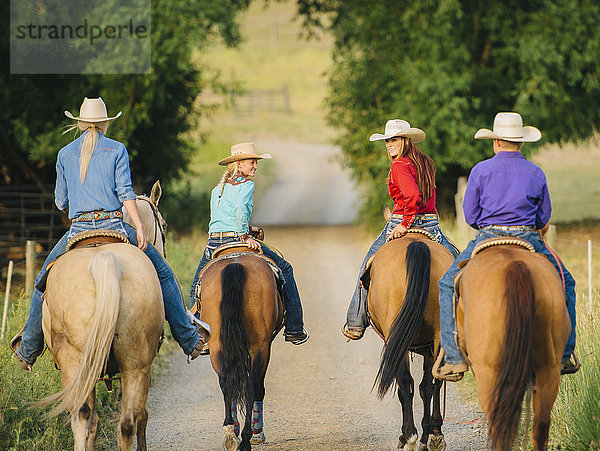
438, 228, 576, 364
346, 215, 458, 329
190, 236, 305, 334
17, 218, 201, 364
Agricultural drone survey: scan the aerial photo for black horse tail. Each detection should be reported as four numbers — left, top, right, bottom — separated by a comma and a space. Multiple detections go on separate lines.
375, 241, 431, 399
488, 261, 535, 450
218, 262, 252, 411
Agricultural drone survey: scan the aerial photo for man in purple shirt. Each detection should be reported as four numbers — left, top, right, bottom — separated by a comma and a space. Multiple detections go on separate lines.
436, 112, 578, 381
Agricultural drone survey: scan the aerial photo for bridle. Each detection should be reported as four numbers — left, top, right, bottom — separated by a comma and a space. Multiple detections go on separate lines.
137, 196, 167, 258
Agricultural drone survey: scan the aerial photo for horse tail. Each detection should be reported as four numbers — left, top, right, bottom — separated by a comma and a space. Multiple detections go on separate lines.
40, 250, 121, 417
488, 260, 535, 450
218, 262, 252, 412
375, 241, 430, 399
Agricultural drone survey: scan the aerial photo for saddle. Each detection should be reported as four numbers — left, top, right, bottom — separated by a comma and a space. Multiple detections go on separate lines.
452, 236, 536, 365
191, 243, 285, 320
37, 230, 129, 293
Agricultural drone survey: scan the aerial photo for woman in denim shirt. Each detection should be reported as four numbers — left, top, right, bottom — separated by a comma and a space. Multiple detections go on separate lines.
342, 119, 458, 340
12, 97, 208, 369
189, 142, 308, 345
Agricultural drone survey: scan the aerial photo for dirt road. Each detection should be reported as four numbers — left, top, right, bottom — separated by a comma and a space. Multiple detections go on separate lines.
146, 226, 487, 450
146, 141, 487, 449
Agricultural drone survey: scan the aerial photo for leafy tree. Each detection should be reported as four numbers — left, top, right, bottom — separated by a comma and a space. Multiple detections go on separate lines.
297, 0, 600, 225
1, 0, 250, 192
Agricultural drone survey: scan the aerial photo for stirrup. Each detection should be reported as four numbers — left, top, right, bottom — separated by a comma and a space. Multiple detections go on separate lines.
561, 353, 581, 375
433, 349, 466, 382
341, 323, 365, 341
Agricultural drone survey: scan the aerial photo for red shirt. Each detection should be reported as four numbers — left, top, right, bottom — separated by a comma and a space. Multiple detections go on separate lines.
388, 156, 437, 228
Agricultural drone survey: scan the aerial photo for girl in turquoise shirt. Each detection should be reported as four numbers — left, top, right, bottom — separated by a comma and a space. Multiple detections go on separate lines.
190, 142, 308, 345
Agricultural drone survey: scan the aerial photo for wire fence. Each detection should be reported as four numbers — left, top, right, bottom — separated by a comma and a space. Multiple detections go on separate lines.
0, 185, 68, 272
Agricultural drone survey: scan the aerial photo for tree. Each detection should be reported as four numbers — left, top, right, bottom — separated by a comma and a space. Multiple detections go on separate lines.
298, 0, 600, 225
1, 0, 251, 192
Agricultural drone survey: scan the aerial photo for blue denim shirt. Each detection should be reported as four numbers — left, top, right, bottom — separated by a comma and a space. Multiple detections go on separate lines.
208, 177, 254, 234
55, 131, 137, 219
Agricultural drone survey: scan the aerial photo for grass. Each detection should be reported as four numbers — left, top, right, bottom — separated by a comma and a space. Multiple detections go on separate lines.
0, 293, 119, 450
549, 297, 600, 450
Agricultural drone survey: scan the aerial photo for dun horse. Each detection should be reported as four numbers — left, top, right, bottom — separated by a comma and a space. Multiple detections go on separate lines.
365, 233, 454, 450
199, 247, 283, 451
455, 245, 570, 450
39, 182, 167, 450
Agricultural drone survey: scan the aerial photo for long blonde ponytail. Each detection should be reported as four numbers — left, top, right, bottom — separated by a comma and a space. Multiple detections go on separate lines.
63, 120, 109, 183
216, 163, 237, 206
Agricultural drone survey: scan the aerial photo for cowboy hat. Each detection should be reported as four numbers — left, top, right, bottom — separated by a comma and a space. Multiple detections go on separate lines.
65, 97, 122, 122
369, 119, 426, 144
218, 142, 272, 166
475, 112, 541, 142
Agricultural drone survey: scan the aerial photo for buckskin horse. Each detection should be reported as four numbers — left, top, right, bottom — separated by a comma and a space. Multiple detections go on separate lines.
364, 231, 454, 450
39, 181, 167, 450
197, 245, 283, 451
454, 242, 570, 450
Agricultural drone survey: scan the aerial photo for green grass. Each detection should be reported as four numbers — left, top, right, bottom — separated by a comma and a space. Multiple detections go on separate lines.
549, 297, 600, 450
532, 139, 600, 223
0, 293, 119, 450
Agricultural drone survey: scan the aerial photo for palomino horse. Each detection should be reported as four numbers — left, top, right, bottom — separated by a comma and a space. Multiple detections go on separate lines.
40, 181, 167, 450
198, 247, 283, 451
455, 245, 570, 450
365, 233, 454, 450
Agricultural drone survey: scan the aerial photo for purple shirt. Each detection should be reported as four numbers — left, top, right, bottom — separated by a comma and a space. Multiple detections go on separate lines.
463, 151, 551, 229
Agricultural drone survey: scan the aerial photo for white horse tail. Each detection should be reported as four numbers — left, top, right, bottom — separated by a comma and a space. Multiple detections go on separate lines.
41, 250, 122, 417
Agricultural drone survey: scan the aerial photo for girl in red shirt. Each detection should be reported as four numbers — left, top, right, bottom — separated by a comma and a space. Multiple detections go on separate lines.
342, 119, 457, 340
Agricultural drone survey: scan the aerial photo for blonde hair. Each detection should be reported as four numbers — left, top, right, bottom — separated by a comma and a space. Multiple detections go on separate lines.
63, 120, 109, 183
216, 162, 238, 206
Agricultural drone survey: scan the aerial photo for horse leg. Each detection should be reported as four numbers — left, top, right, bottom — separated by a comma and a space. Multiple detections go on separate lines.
250, 351, 269, 445
220, 376, 241, 451
531, 369, 560, 451
396, 360, 419, 450
118, 369, 151, 451
423, 354, 446, 451
71, 388, 98, 451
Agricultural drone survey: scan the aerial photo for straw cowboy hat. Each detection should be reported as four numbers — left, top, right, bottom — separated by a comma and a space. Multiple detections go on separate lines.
218, 142, 272, 166
65, 97, 122, 122
475, 112, 541, 142
369, 119, 426, 144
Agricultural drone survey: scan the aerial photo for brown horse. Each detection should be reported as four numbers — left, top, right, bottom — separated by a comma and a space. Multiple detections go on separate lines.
39, 182, 167, 450
199, 248, 283, 451
365, 233, 454, 450
455, 246, 570, 450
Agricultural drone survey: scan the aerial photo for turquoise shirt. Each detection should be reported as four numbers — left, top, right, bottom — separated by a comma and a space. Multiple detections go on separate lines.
208, 176, 254, 234
55, 131, 137, 219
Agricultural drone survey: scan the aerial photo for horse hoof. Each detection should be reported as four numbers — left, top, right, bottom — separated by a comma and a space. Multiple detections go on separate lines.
222, 425, 240, 451
398, 434, 418, 450
428, 434, 447, 451
250, 430, 266, 444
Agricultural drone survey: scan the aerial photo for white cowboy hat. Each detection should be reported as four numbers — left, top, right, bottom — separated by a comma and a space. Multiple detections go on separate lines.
65, 97, 122, 122
369, 119, 426, 144
475, 112, 541, 142
218, 142, 272, 166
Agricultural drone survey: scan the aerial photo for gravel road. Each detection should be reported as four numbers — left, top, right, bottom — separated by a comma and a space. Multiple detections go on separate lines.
146, 226, 488, 450
145, 141, 488, 449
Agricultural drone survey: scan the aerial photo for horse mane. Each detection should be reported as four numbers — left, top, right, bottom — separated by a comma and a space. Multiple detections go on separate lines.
488, 260, 535, 450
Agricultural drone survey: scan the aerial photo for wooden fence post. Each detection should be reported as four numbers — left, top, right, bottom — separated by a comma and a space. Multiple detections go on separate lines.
1, 260, 14, 340
454, 177, 471, 243
546, 224, 557, 250
25, 240, 36, 296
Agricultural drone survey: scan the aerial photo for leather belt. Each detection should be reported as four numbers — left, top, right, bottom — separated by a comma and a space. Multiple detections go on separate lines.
482, 225, 535, 231
209, 231, 239, 238
391, 213, 438, 220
